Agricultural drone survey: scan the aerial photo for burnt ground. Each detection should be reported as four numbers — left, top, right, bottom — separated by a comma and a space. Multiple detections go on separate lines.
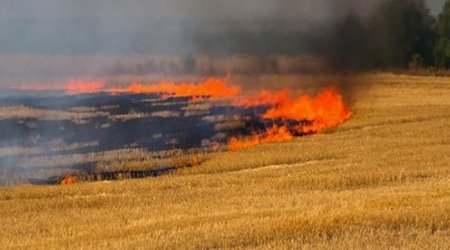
0, 92, 280, 185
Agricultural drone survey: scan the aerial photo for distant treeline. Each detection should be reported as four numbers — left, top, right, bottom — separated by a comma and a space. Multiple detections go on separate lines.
1, 0, 449, 71
320, 0, 450, 70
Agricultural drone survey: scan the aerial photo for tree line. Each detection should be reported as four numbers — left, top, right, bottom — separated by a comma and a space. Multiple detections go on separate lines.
324, 0, 450, 70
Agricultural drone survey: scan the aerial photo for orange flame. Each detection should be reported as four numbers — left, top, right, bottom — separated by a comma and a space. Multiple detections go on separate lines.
12, 78, 239, 99
60, 175, 77, 185
64, 80, 106, 95
11, 76, 352, 151
228, 125, 293, 151
109, 78, 241, 99
262, 88, 352, 133
232, 89, 292, 107
229, 88, 352, 150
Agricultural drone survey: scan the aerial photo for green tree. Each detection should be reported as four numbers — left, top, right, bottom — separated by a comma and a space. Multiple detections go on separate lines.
370, 0, 435, 68
434, 1, 450, 68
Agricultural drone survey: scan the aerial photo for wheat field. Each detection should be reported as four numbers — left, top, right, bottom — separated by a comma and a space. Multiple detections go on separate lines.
1, 73, 449, 249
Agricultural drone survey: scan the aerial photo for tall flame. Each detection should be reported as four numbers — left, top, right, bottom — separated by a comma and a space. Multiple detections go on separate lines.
228, 88, 352, 150
232, 89, 292, 107
263, 88, 352, 133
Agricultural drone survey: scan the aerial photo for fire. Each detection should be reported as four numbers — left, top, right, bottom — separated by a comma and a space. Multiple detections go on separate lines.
233, 89, 292, 107
228, 125, 293, 151
263, 88, 352, 133
11, 76, 352, 151
64, 80, 105, 95
109, 78, 241, 99
60, 175, 77, 185
229, 88, 352, 150
12, 78, 240, 99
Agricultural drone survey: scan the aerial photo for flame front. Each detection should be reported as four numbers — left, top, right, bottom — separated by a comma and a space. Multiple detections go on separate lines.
228, 125, 293, 151
232, 89, 292, 107
109, 78, 241, 99
262, 88, 352, 133
13, 78, 240, 99
60, 175, 77, 185
64, 80, 106, 95
228, 88, 352, 150
11, 77, 352, 151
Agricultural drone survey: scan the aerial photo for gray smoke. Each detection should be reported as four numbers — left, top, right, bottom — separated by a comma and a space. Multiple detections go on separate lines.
0, 0, 445, 85
0, 0, 446, 185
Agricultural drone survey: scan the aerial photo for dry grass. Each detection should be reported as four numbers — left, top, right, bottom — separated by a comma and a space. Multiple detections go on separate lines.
1, 73, 450, 249
150, 110, 181, 118
214, 120, 246, 131
110, 112, 151, 121
181, 102, 212, 117
94, 151, 208, 173
0, 105, 108, 122
14, 148, 194, 169
0, 141, 98, 158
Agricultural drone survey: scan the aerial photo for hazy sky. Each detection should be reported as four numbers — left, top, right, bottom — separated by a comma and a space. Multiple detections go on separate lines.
1, 0, 446, 20
0, 0, 447, 85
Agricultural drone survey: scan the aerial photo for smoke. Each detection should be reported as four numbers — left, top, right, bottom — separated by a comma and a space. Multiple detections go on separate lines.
0, 0, 443, 125
0, 0, 444, 85
0, 0, 443, 110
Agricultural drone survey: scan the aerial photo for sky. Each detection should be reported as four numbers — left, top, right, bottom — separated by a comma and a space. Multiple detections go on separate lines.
0, 1, 445, 55
0, 0, 446, 84
1, 0, 445, 20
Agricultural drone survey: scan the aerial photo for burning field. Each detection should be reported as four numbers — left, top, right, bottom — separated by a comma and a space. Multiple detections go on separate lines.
0, 76, 352, 185
2, 0, 450, 248
1, 73, 449, 249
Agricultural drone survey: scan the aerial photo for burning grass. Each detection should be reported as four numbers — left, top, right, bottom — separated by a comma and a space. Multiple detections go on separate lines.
0, 73, 449, 248
5, 75, 353, 153
59, 175, 77, 185
109, 77, 241, 99
228, 87, 352, 150
228, 125, 293, 151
